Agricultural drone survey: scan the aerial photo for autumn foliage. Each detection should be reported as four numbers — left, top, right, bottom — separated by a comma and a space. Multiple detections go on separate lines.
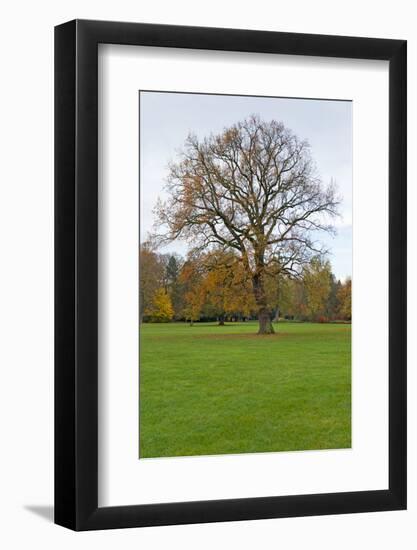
140, 245, 351, 325
144, 288, 174, 323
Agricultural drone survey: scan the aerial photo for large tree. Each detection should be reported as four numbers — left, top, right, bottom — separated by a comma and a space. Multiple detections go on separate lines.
155, 115, 339, 333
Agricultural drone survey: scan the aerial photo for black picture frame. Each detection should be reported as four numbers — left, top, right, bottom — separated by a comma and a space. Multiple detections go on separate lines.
55, 19, 407, 531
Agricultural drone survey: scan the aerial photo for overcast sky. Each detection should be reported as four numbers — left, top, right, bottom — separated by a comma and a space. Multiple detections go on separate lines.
140, 91, 352, 281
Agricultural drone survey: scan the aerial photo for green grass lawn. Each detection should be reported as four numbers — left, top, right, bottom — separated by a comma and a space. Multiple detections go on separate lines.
139, 321, 351, 458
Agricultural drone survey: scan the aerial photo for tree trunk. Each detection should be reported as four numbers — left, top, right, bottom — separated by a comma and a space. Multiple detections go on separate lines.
252, 273, 275, 334
218, 314, 225, 326
258, 307, 274, 334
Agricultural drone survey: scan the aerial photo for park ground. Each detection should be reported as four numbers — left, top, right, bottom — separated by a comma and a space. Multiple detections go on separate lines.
139, 321, 351, 458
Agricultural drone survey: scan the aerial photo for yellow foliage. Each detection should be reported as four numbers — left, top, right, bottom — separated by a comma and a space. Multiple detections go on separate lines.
145, 288, 174, 323
203, 261, 255, 317
303, 258, 332, 320
337, 278, 352, 320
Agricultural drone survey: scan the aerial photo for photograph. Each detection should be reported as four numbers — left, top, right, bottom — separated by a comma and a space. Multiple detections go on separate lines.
0, 1, 410, 543
139, 91, 352, 459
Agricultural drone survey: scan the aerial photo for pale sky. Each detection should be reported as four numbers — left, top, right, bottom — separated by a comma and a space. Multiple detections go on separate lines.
140, 91, 352, 281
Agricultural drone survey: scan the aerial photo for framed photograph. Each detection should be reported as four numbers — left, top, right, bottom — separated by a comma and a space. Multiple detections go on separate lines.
55, 19, 406, 530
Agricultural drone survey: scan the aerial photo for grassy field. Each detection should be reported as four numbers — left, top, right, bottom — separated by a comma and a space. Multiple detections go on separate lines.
139, 321, 351, 458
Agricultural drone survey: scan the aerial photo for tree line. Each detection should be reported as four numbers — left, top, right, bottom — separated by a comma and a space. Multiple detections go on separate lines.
140, 244, 351, 325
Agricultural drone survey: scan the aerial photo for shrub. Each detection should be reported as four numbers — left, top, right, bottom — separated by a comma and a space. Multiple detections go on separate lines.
317, 315, 329, 323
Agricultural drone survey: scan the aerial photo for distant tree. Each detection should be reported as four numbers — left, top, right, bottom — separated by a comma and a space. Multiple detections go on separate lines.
303, 257, 332, 321
139, 243, 165, 322
269, 273, 295, 321
203, 263, 229, 325
165, 254, 184, 319
166, 255, 179, 284
337, 278, 352, 321
326, 274, 342, 320
178, 259, 206, 325
275, 276, 308, 320
145, 288, 174, 323
202, 250, 255, 324
155, 115, 339, 334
